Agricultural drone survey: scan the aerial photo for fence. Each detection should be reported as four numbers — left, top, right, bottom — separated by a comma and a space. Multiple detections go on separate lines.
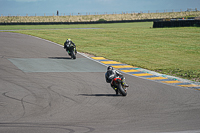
1, 8, 199, 17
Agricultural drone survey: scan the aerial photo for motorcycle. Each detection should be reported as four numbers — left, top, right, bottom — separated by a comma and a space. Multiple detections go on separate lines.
111, 76, 127, 96
66, 42, 76, 59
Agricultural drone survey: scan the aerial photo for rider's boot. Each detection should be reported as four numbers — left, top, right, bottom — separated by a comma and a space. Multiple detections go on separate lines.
121, 77, 129, 87
67, 51, 71, 56
111, 84, 118, 95
114, 87, 118, 95
115, 89, 118, 95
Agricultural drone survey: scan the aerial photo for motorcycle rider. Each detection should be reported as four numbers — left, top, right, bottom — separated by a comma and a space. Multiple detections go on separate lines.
64, 38, 77, 55
105, 66, 129, 94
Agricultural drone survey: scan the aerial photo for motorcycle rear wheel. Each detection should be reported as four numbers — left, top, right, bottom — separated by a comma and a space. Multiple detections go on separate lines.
118, 84, 127, 96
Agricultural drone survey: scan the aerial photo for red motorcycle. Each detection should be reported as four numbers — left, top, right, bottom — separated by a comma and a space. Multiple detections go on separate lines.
111, 76, 127, 96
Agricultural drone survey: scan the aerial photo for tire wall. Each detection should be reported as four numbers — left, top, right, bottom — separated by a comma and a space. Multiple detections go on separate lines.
153, 20, 200, 28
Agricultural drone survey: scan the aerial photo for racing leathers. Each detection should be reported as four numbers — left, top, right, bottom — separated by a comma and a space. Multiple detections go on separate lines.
105, 67, 128, 92
64, 39, 77, 55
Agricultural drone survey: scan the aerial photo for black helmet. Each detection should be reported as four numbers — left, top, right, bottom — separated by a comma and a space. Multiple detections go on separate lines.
107, 66, 113, 71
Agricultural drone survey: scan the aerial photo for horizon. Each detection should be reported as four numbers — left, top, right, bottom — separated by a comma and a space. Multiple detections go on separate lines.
0, 0, 200, 16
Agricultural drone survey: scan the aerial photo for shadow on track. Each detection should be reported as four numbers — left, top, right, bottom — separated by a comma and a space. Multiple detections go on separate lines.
48, 57, 72, 59
79, 94, 122, 97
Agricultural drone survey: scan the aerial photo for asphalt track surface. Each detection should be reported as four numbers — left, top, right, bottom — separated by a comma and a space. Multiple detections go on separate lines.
1, 32, 200, 133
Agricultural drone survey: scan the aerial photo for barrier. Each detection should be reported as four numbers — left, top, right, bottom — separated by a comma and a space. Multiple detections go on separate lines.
153, 20, 200, 28
0, 19, 162, 25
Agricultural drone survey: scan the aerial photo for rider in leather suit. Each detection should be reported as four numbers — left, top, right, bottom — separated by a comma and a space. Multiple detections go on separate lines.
105, 66, 129, 93
64, 38, 77, 54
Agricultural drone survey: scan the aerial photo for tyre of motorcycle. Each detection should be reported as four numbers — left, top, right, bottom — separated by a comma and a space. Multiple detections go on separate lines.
71, 51, 76, 59
117, 83, 127, 96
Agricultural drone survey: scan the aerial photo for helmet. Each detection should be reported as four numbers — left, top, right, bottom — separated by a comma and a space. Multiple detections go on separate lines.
66, 38, 71, 44
107, 66, 113, 71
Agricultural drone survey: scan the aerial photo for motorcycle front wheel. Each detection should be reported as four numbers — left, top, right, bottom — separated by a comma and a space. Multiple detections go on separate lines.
71, 51, 76, 59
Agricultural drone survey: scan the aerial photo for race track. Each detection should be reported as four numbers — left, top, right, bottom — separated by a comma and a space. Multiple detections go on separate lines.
1, 32, 200, 133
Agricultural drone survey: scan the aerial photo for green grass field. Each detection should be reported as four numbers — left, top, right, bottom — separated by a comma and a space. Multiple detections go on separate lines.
0, 22, 199, 82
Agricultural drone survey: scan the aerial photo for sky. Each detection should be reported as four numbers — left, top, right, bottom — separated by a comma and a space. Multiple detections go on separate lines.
0, 0, 200, 16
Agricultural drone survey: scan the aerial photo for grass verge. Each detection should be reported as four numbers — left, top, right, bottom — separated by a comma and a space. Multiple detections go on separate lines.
0, 22, 199, 82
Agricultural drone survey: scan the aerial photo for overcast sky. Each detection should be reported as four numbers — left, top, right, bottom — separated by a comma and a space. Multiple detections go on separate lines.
1, 0, 200, 16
